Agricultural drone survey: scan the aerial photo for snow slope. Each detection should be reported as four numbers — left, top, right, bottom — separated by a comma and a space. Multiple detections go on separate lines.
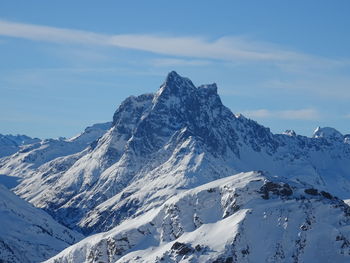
0, 184, 83, 263
46, 171, 350, 263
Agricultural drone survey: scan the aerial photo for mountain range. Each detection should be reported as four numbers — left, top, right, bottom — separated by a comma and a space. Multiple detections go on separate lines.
0, 134, 40, 158
1, 71, 350, 262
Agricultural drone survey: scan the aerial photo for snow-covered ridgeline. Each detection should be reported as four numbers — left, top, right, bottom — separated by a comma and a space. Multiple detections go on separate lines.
46, 171, 350, 263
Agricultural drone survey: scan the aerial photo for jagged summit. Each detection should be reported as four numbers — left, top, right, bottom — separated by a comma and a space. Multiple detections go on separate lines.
112, 72, 221, 130
156, 71, 195, 98
163, 71, 217, 95
156, 71, 219, 103
111, 71, 232, 158
164, 70, 194, 88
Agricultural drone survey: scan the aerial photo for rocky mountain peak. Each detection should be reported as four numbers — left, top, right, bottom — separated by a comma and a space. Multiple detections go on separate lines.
152, 72, 225, 118
107, 72, 237, 160
164, 70, 195, 89
153, 72, 221, 109
154, 71, 196, 103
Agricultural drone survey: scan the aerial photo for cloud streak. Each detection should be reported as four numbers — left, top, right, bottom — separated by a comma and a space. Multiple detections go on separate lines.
242, 108, 321, 120
0, 19, 334, 65
150, 58, 211, 67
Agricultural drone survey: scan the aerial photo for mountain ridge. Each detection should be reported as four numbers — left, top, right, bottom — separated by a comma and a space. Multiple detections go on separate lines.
0, 133, 40, 158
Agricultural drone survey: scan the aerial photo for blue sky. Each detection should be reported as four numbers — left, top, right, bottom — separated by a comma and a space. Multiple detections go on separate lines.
0, 1, 349, 138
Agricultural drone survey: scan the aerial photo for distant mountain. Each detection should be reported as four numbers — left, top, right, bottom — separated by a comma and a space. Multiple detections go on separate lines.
0, 123, 110, 262
0, 134, 40, 158
0, 122, 111, 179
2, 72, 350, 262
0, 184, 83, 263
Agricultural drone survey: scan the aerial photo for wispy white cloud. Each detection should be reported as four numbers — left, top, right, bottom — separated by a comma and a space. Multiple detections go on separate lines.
344, 114, 350, 119
0, 19, 339, 66
151, 58, 211, 67
242, 108, 321, 120
0, 20, 106, 45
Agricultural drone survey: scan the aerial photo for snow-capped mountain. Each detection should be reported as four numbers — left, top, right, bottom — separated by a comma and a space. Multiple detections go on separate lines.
0, 122, 111, 179
0, 134, 40, 158
2, 71, 350, 262
46, 171, 350, 263
12, 71, 350, 236
0, 184, 83, 263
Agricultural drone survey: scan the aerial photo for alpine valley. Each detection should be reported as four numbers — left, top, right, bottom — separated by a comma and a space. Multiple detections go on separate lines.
1, 71, 350, 263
